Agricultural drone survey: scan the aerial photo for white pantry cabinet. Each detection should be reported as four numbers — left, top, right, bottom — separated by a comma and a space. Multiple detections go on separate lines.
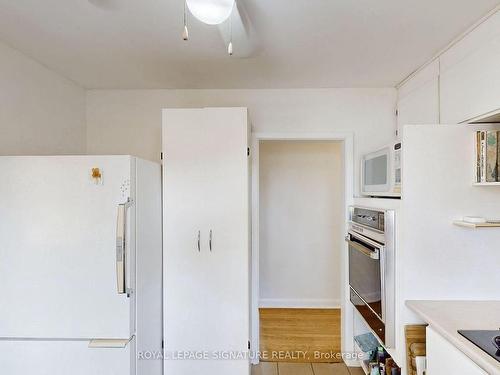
397, 59, 440, 136
162, 108, 250, 375
426, 327, 487, 375
440, 11, 500, 124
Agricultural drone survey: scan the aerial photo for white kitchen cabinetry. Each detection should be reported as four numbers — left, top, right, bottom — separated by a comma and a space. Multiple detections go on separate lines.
397, 60, 440, 137
426, 327, 487, 375
162, 108, 250, 375
440, 11, 500, 124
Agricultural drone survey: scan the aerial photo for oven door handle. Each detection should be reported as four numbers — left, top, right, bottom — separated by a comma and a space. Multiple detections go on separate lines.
345, 235, 380, 260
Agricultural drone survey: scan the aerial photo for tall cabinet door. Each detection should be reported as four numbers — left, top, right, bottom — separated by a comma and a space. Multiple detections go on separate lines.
163, 108, 249, 375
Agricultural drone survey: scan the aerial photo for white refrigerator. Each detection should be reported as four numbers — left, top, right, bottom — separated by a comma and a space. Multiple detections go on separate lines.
0, 156, 162, 375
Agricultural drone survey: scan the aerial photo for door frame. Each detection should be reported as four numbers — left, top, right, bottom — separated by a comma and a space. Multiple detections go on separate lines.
250, 132, 355, 365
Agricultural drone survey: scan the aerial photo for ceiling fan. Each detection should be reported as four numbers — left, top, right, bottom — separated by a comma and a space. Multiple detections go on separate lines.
87, 0, 257, 57
183, 0, 257, 57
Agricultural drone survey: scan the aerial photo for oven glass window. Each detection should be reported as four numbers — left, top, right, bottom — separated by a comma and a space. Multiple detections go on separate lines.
364, 154, 387, 186
348, 240, 382, 318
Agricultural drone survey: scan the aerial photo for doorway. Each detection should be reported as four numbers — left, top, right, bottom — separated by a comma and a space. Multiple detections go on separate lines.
250, 134, 354, 372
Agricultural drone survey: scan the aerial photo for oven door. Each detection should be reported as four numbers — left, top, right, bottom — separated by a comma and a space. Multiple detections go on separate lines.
346, 231, 385, 321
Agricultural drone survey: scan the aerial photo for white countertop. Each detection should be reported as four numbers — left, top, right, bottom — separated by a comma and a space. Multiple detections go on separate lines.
406, 300, 500, 375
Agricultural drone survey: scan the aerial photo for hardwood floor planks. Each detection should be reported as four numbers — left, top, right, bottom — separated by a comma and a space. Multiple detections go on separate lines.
259, 308, 341, 363
279, 362, 314, 375
251, 361, 279, 375
312, 363, 350, 375
251, 362, 364, 375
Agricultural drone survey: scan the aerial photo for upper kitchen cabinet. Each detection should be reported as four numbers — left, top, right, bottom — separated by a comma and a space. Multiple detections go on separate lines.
397, 59, 440, 137
440, 10, 500, 124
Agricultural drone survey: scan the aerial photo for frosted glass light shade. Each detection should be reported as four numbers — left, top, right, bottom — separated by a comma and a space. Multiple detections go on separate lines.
186, 0, 235, 25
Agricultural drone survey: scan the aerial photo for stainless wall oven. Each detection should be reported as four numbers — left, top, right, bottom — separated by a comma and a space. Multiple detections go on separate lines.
346, 206, 395, 347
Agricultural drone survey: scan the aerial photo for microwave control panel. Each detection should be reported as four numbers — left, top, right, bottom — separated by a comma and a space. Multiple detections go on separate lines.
394, 142, 402, 186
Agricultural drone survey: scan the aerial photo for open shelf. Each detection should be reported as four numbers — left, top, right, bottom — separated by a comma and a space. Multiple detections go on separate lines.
473, 129, 500, 186
453, 220, 500, 228
353, 340, 370, 375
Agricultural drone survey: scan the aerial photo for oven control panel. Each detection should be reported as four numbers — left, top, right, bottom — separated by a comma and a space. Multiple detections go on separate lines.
351, 207, 385, 232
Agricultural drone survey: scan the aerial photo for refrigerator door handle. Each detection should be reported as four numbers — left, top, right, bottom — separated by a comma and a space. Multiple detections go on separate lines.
197, 230, 201, 252
209, 229, 212, 252
116, 198, 133, 295
88, 336, 134, 348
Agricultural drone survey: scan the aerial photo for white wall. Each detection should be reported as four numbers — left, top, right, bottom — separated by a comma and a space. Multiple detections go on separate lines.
401, 125, 500, 300
0, 40, 86, 155
259, 141, 343, 307
86, 88, 397, 194
396, 124, 500, 370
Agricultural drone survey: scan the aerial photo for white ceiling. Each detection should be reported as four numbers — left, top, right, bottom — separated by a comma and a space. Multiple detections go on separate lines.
0, 0, 498, 89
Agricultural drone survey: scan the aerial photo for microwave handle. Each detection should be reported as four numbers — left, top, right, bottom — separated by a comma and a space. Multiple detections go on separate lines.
345, 235, 380, 260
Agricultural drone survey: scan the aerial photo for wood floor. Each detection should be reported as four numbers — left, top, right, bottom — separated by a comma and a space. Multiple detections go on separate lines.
259, 308, 341, 363
252, 362, 365, 375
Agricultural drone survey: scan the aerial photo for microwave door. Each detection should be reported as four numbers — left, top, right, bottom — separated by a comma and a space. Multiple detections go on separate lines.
362, 147, 390, 193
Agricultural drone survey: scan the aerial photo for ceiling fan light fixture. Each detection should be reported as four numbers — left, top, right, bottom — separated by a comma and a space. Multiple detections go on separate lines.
182, 0, 189, 40
186, 0, 235, 25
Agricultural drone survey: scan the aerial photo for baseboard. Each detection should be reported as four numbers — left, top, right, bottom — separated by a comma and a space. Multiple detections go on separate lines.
259, 298, 340, 309
344, 359, 360, 367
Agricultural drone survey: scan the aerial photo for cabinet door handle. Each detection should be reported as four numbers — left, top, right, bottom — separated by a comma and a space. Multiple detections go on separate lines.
197, 230, 201, 252
209, 230, 212, 252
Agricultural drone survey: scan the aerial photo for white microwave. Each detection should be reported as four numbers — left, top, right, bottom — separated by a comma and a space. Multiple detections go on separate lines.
361, 142, 401, 197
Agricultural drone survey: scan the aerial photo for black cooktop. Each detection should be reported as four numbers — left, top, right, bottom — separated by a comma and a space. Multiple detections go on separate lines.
458, 330, 500, 363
